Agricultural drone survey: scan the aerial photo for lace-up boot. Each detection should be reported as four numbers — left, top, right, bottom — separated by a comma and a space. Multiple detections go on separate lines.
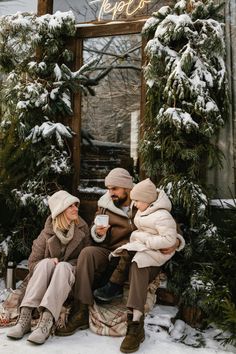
27, 310, 53, 345
7, 307, 32, 339
120, 313, 145, 353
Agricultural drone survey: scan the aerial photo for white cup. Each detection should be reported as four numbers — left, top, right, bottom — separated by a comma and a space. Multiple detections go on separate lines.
95, 214, 109, 227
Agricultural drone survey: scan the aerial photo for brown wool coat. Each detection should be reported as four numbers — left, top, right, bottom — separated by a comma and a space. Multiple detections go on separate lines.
90, 191, 137, 251
28, 215, 91, 275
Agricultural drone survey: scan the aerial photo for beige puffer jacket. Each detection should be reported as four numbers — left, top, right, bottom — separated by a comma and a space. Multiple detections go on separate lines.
112, 189, 185, 268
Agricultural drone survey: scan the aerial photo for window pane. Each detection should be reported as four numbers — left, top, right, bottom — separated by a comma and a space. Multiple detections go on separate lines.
80, 34, 141, 188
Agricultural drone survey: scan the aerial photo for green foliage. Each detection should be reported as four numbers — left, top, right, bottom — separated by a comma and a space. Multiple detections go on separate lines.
141, 0, 228, 189
0, 11, 97, 260
141, 0, 235, 345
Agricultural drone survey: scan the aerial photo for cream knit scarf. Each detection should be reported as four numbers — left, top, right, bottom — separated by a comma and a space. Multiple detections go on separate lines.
53, 222, 75, 245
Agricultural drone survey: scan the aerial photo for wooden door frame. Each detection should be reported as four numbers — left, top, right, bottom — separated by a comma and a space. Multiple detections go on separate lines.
72, 21, 147, 192
37, 0, 53, 16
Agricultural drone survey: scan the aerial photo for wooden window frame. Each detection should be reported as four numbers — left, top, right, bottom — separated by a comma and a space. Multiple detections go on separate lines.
71, 20, 147, 192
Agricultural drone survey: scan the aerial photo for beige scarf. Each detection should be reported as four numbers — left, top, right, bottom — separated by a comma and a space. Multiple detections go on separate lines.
53, 222, 75, 245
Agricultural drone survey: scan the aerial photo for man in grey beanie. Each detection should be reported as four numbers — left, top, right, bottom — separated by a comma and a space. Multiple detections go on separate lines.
56, 168, 183, 343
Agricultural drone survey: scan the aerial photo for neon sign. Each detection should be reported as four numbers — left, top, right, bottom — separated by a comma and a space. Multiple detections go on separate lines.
90, 0, 152, 21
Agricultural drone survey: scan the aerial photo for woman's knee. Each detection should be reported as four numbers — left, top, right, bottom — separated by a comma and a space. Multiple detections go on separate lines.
55, 261, 72, 272
53, 262, 75, 285
35, 258, 56, 272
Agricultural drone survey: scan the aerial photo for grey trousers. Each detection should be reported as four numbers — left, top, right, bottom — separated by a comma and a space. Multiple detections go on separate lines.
20, 258, 75, 321
74, 246, 160, 313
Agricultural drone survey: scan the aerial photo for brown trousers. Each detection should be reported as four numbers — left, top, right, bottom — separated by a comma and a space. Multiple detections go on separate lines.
110, 250, 132, 285
74, 246, 160, 313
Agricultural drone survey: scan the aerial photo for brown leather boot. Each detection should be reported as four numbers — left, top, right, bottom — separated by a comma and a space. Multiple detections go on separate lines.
120, 313, 145, 353
55, 303, 89, 336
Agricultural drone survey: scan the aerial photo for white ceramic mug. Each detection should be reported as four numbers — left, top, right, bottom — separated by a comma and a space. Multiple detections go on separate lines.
94, 214, 109, 227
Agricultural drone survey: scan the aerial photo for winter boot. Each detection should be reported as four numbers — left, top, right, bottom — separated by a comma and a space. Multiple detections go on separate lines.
27, 309, 53, 345
55, 302, 89, 336
7, 307, 32, 339
120, 313, 145, 353
93, 281, 123, 303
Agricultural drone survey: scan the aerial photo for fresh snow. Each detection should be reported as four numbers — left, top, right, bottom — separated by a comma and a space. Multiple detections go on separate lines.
0, 288, 235, 354
155, 14, 192, 38
0, 277, 235, 354
36, 11, 75, 31
158, 108, 199, 131
27, 122, 73, 143
210, 199, 236, 209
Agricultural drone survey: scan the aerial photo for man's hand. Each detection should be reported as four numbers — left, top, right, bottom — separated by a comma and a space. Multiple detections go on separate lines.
96, 225, 110, 237
160, 239, 180, 255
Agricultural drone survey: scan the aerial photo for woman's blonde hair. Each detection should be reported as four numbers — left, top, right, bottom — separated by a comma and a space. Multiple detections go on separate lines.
53, 209, 79, 231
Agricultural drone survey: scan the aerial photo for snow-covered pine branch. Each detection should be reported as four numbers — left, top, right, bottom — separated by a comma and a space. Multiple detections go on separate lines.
26, 122, 73, 145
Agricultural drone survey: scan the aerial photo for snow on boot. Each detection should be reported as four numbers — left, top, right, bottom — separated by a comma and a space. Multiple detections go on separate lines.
27, 310, 53, 345
120, 314, 145, 353
7, 307, 32, 340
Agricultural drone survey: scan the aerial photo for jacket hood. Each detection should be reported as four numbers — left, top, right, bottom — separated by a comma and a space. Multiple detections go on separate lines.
139, 189, 172, 216
98, 191, 130, 218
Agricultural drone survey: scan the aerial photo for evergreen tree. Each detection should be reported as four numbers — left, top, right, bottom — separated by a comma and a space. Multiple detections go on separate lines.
141, 0, 235, 345
0, 11, 97, 261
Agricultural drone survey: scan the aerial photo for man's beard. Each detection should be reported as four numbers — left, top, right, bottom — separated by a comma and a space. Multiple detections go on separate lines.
112, 193, 128, 207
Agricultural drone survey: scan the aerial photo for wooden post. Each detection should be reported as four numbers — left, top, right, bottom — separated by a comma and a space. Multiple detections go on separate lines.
36, 0, 53, 61
139, 36, 147, 180
37, 0, 53, 16
71, 38, 83, 194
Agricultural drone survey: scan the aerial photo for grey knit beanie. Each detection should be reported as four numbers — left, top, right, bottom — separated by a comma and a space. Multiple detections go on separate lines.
48, 190, 80, 219
105, 168, 133, 189
130, 178, 157, 204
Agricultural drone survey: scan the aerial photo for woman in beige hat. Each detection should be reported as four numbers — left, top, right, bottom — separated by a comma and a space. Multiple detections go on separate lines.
7, 190, 90, 345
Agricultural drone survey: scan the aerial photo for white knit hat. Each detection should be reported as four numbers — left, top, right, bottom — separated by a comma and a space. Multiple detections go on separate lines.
105, 168, 133, 189
48, 190, 80, 219
130, 178, 157, 204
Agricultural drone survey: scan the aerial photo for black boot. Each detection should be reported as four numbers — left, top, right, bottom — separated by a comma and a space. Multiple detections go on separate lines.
55, 302, 89, 337
120, 313, 145, 353
93, 281, 123, 303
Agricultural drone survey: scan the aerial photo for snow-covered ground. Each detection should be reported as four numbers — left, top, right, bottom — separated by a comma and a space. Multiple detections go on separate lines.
0, 279, 236, 354
0, 306, 236, 354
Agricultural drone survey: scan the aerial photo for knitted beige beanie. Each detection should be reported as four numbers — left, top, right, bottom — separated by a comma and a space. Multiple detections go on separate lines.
48, 190, 80, 219
130, 178, 157, 204
105, 168, 133, 189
